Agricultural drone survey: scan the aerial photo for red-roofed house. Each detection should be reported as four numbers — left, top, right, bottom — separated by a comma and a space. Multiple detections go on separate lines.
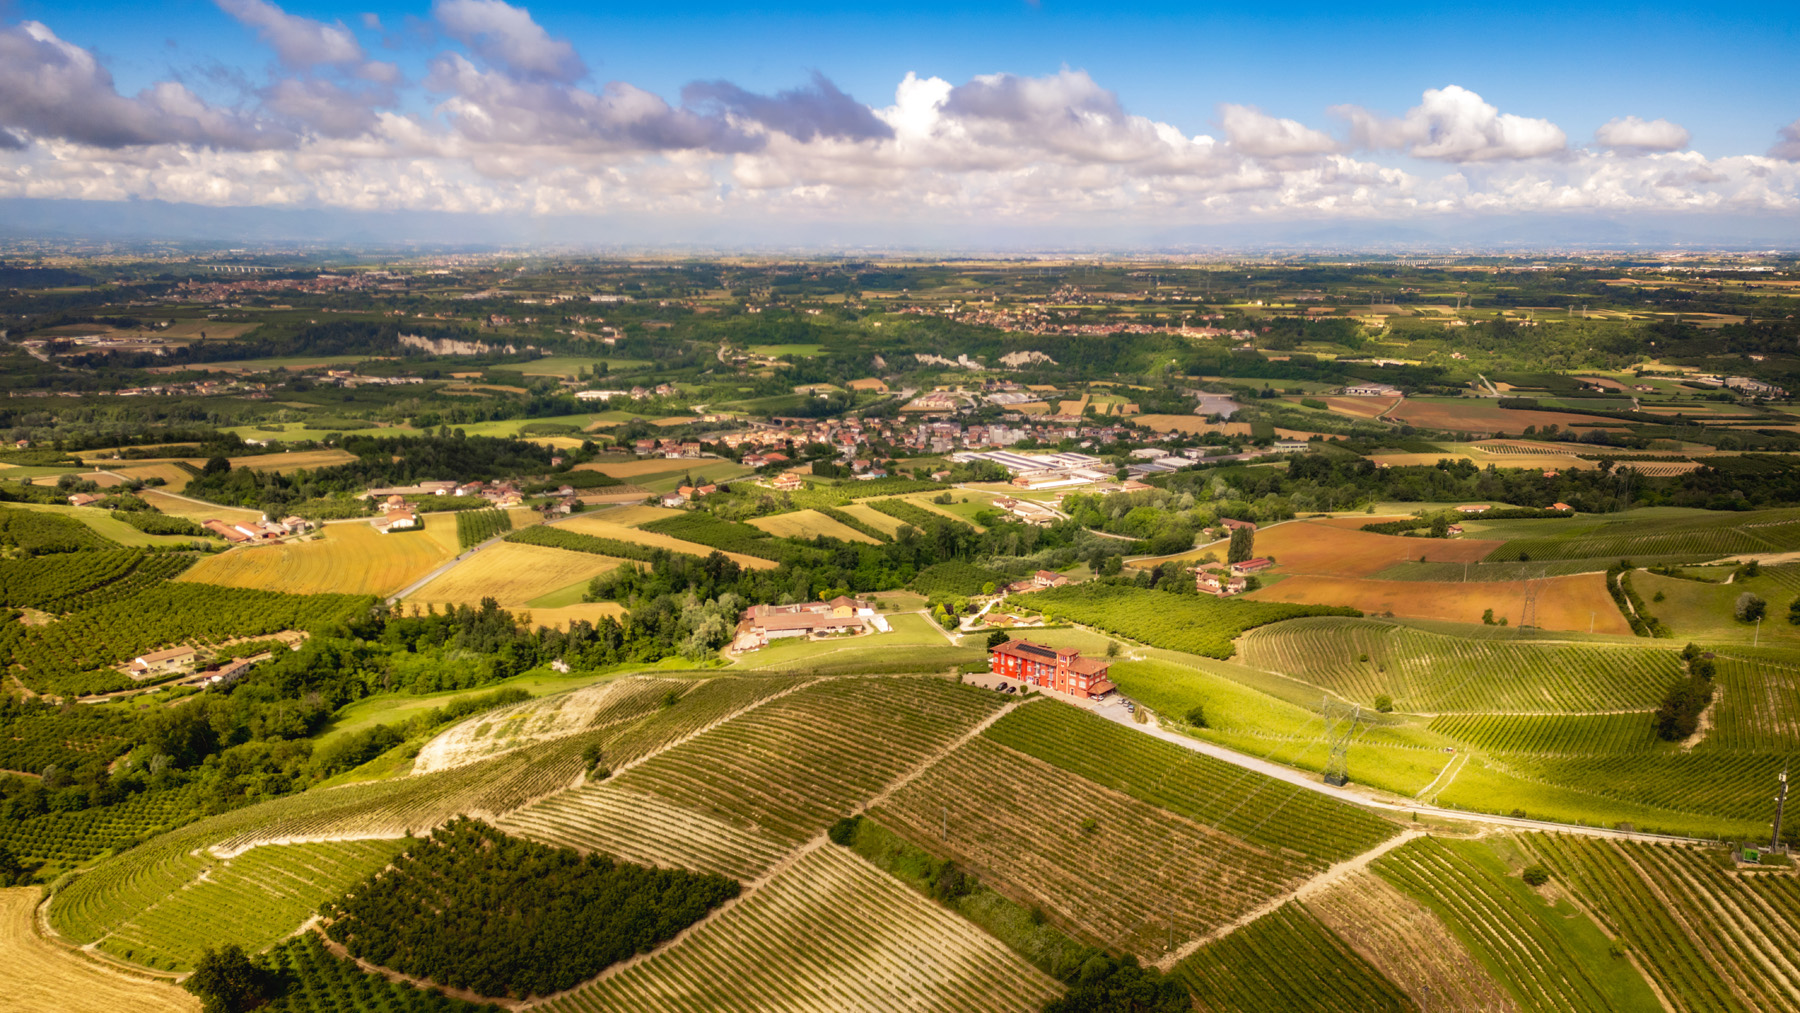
1220, 517, 1257, 532
1230, 557, 1274, 575
988, 638, 1115, 700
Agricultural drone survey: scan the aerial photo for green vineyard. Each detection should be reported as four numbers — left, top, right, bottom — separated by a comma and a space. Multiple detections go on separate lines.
542, 843, 1062, 1013
1013, 583, 1360, 659
1173, 903, 1415, 1013
1237, 617, 1683, 713
454, 508, 513, 550
983, 702, 1399, 864
1482, 506, 1800, 564
612, 677, 1003, 844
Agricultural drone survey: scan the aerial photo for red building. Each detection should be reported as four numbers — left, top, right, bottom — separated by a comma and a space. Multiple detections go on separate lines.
988, 639, 1115, 699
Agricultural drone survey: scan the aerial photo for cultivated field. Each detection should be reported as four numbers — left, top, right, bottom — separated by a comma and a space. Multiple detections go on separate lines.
228, 449, 359, 473
612, 677, 1003, 844
1383, 397, 1622, 434
1173, 903, 1415, 1012
1237, 617, 1677, 712
575, 458, 717, 479
1306, 871, 1513, 1012
0, 888, 198, 1013
409, 540, 623, 607
554, 514, 777, 569
68, 838, 403, 971
1534, 836, 1800, 1013
139, 489, 262, 524
1375, 837, 1661, 1012
497, 782, 790, 880
1481, 506, 1800, 563
1245, 572, 1631, 633
179, 521, 460, 597
835, 502, 907, 536
748, 508, 881, 544
1233, 520, 1503, 576
876, 734, 1315, 958
547, 844, 1062, 1013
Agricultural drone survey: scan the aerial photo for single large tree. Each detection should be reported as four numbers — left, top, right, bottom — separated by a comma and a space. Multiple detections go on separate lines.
184, 945, 265, 1013
1227, 525, 1255, 565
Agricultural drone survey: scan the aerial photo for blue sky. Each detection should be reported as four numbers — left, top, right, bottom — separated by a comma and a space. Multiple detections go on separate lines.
1, 0, 1797, 245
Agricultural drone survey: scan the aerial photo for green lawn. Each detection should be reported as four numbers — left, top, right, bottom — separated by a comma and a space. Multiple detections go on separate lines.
516, 355, 653, 377
1636, 568, 1800, 646
747, 343, 824, 357
314, 668, 605, 747
526, 577, 594, 608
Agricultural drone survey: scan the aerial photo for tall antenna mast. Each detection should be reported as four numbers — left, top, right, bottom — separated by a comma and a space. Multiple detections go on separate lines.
1775, 765, 1790, 851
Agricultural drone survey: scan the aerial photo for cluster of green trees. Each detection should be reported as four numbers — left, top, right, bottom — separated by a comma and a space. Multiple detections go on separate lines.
184, 434, 570, 511
1654, 645, 1717, 741
323, 818, 738, 998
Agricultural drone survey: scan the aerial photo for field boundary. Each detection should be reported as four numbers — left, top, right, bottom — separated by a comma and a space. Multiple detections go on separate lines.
1154, 828, 1426, 970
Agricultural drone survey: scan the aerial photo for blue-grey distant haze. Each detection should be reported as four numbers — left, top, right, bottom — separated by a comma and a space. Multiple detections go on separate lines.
1, 0, 1796, 247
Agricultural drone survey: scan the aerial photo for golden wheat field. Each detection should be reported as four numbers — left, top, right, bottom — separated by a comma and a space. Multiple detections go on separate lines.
139, 489, 263, 525
603, 504, 684, 526
178, 520, 460, 596
410, 541, 624, 606
835, 503, 906, 536
228, 448, 358, 472
0, 889, 197, 1013
748, 509, 880, 544
575, 458, 701, 478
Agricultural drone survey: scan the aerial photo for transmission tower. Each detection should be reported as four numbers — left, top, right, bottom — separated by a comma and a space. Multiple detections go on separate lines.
1322, 696, 1362, 787
1520, 568, 1544, 629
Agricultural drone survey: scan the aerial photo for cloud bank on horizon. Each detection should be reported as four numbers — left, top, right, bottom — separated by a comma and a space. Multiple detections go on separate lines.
0, 0, 1796, 237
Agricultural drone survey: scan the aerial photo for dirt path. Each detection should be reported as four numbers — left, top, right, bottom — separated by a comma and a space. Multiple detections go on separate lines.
1154, 828, 1426, 970
1681, 683, 1719, 752
1414, 751, 1470, 803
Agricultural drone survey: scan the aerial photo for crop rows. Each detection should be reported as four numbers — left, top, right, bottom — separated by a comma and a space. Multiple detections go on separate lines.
1533, 836, 1751, 1013
1427, 711, 1661, 755
94, 838, 404, 971
866, 498, 975, 533
505, 525, 697, 562
983, 702, 1397, 865
0, 782, 205, 870
42, 552, 198, 613
0, 506, 115, 553
0, 550, 142, 610
1375, 838, 1633, 1013
1513, 752, 1788, 819
496, 783, 790, 880
613, 677, 1002, 843
1306, 871, 1514, 1013
1483, 507, 1800, 563
1173, 903, 1414, 1013
1604, 842, 1800, 1013
261, 933, 496, 1013
543, 843, 1061, 1013
1709, 655, 1800, 752
455, 508, 513, 550
1013, 583, 1360, 660
1238, 616, 1680, 712
874, 735, 1312, 959
599, 676, 808, 768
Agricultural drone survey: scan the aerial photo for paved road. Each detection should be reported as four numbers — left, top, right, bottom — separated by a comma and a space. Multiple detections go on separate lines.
1086, 696, 1721, 845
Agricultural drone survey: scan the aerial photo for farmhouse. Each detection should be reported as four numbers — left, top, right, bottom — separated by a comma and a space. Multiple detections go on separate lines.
1342, 384, 1401, 397
1220, 517, 1257, 532
128, 645, 196, 679
732, 596, 888, 651
1231, 557, 1274, 575
992, 495, 1060, 526
1196, 567, 1248, 596
1006, 569, 1071, 594
1457, 504, 1492, 515
987, 639, 1115, 700
772, 471, 806, 491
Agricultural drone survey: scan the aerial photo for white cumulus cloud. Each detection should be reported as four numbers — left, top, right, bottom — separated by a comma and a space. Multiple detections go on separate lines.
432, 0, 585, 83
1333, 85, 1566, 162
1218, 104, 1338, 158
1595, 115, 1690, 152
214, 0, 365, 69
